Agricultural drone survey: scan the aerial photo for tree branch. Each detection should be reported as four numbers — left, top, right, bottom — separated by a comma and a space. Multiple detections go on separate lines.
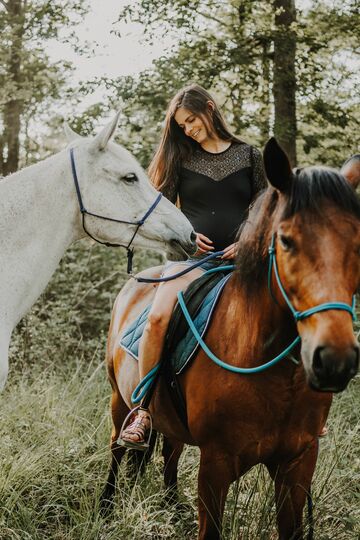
197, 10, 229, 29
0, 0, 9, 11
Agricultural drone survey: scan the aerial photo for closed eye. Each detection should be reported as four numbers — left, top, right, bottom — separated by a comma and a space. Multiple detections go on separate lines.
179, 116, 195, 130
122, 173, 138, 183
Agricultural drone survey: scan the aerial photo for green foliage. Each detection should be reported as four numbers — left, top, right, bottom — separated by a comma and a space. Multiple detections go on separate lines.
76, 0, 360, 169
0, 0, 90, 169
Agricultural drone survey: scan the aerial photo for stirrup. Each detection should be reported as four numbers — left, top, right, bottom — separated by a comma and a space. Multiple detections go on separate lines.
117, 406, 153, 452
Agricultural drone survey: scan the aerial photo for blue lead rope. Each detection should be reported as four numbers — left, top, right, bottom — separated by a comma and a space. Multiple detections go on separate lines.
134, 250, 227, 283
131, 364, 160, 404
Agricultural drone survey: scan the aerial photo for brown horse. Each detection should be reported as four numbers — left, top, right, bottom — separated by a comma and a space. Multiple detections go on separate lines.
101, 139, 360, 539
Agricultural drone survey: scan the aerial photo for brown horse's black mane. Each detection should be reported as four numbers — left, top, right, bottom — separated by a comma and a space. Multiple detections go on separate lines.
283, 166, 360, 219
236, 166, 360, 289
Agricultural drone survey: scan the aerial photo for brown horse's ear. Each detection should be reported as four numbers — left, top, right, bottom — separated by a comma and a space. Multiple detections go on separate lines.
263, 137, 294, 193
340, 155, 360, 190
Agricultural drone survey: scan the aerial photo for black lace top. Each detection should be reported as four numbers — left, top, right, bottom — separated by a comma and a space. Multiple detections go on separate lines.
162, 142, 267, 251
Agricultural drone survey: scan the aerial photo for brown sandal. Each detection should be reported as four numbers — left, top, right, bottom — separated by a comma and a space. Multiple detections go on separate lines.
118, 407, 152, 451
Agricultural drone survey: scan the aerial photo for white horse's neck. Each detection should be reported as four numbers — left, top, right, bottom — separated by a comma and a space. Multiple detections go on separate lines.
0, 150, 81, 329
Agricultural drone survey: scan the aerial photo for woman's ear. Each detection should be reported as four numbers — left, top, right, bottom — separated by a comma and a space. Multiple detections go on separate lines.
207, 101, 215, 112
340, 155, 360, 190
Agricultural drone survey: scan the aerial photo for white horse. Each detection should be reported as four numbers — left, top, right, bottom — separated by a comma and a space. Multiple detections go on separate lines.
0, 112, 195, 390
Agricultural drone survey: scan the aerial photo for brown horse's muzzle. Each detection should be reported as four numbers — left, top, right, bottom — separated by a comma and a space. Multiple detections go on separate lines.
309, 344, 359, 392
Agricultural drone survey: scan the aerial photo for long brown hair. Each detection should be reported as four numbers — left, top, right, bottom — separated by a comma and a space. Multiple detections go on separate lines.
148, 84, 243, 196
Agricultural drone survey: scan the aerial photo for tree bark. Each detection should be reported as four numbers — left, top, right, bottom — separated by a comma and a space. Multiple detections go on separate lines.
273, 0, 297, 166
2, 0, 24, 175
260, 39, 271, 145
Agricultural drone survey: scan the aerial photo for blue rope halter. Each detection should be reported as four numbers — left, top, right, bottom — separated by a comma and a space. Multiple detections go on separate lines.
267, 234, 356, 322
131, 234, 356, 403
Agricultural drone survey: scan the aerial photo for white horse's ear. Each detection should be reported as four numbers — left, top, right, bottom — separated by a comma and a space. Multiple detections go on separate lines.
89, 112, 120, 152
64, 122, 82, 143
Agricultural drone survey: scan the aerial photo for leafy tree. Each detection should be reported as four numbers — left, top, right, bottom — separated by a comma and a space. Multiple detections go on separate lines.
295, 0, 360, 166
93, 0, 359, 169
0, 0, 89, 174
273, 0, 297, 165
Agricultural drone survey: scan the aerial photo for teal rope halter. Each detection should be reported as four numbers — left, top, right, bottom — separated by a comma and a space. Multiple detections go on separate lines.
268, 234, 356, 322
131, 235, 356, 403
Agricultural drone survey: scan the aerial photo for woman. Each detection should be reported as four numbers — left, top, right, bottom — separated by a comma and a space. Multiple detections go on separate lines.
120, 84, 267, 448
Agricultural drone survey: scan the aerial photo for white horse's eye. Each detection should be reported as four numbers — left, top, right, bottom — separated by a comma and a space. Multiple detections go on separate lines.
122, 173, 138, 183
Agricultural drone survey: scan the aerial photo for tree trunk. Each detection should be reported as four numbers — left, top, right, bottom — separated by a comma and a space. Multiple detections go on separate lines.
259, 40, 271, 145
273, 0, 297, 166
2, 0, 24, 175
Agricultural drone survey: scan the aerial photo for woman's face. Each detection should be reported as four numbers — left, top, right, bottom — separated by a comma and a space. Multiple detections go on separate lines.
174, 107, 212, 145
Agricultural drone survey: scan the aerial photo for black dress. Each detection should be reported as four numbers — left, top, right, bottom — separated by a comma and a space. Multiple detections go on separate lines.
163, 142, 267, 252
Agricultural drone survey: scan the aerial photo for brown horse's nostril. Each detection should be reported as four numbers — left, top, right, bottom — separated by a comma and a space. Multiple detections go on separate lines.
312, 345, 359, 391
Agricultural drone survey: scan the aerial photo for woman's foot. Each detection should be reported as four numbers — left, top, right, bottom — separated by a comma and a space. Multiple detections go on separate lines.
119, 408, 152, 450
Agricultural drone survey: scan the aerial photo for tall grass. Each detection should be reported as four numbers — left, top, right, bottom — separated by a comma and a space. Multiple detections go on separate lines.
0, 243, 359, 539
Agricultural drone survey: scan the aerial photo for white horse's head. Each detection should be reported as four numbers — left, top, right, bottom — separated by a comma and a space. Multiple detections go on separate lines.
64, 113, 196, 260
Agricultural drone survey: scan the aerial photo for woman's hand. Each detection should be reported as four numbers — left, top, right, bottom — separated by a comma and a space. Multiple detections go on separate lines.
221, 242, 237, 260
195, 232, 214, 254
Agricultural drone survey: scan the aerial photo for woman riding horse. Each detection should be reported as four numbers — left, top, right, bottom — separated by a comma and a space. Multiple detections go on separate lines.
120, 83, 267, 448
103, 145, 360, 539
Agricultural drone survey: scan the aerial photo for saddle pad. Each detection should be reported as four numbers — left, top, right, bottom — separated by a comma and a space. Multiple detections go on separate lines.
119, 273, 231, 375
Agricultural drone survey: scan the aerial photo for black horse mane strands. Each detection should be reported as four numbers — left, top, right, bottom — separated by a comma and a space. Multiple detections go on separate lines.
283, 166, 360, 220
235, 188, 278, 289
235, 166, 360, 290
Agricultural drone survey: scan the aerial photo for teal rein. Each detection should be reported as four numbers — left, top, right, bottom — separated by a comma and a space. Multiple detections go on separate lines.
131, 235, 356, 403
177, 285, 301, 375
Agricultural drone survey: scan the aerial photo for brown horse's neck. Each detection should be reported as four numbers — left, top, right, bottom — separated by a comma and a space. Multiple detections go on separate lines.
218, 272, 298, 370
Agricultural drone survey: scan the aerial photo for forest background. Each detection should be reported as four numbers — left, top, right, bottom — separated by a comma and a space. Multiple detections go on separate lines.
0, 1, 359, 539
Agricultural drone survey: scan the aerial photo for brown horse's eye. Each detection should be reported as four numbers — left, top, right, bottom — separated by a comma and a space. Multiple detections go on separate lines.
279, 234, 295, 251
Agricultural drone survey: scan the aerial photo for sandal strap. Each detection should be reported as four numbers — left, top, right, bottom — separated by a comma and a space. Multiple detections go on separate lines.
122, 413, 150, 442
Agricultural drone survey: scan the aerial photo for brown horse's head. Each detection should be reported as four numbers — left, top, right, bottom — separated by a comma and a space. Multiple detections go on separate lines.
262, 140, 360, 392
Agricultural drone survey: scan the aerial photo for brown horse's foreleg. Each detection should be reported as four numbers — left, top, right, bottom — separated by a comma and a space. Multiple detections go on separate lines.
162, 436, 184, 503
197, 449, 235, 540
100, 387, 129, 515
268, 439, 318, 540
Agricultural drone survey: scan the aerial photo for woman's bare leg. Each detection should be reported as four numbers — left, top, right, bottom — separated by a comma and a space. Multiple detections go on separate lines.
139, 265, 204, 378
121, 263, 204, 445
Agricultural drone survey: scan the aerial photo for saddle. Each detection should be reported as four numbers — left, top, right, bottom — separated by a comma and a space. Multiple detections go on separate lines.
120, 264, 233, 426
